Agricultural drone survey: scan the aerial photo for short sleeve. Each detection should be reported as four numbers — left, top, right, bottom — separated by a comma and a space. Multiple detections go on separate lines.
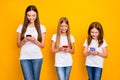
70, 35, 75, 43
101, 40, 107, 48
40, 24, 46, 33
51, 34, 57, 42
16, 24, 23, 33
83, 39, 88, 47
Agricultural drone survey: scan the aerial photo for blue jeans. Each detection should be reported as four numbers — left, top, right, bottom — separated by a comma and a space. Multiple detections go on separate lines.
20, 59, 42, 80
86, 66, 102, 80
56, 66, 72, 80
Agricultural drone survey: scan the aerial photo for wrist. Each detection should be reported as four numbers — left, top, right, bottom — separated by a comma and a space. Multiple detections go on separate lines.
97, 52, 99, 55
22, 39, 26, 44
21, 39, 25, 46
88, 51, 90, 55
57, 47, 61, 52
33, 39, 38, 44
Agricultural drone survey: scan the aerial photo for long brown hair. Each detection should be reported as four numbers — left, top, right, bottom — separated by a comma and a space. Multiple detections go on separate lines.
55, 17, 72, 49
20, 5, 42, 42
87, 22, 104, 47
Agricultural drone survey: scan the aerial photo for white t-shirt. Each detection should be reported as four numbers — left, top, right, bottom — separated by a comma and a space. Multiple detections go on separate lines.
16, 24, 46, 60
83, 39, 107, 68
51, 34, 75, 67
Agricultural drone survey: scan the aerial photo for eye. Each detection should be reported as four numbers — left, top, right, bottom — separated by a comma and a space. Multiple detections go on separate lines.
32, 15, 36, 17
95, 32, 98, 34
65, 25, 68, 27
60, 25, 63, 27
27, 14, 31, 17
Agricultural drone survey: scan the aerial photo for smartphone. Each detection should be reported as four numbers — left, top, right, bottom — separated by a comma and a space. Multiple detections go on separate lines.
26, 35, 32, 37
62, 45, 68, 48
90, 47, 96, 51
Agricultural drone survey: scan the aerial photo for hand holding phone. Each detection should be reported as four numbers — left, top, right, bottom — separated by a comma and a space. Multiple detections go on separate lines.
26, 35, 32, 37
90, 47, 96, 52
62, 45, 68, 48
62, 45, 69, 52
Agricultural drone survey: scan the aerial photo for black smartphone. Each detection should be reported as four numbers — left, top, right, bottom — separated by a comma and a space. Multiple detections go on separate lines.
26, 35, 32, 37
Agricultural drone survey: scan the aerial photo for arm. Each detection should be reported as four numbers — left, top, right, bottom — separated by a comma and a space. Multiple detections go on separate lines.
83, 47, 89, 57
83, 46, 99, 57
51, 41, 65, 53
51, 39, 74, 54
66, 43, 75, 54
97, 47, 108, 58
17, 33, 27, 48
83, 46, 108, 58
51, 41, 59, 53
33, 33, 46, 48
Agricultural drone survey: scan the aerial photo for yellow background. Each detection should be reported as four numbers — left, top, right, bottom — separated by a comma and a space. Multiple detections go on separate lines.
0, 0, 120, 80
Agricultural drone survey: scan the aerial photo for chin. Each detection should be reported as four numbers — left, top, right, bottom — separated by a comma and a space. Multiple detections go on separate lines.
92, 36, 96, 39
93, 38, 97, 40
62, 32, 67, 33
30, 21, 34, 23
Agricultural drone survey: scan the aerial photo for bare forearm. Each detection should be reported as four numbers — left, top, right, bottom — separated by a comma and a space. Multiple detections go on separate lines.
97, 52, 108, 58
83, 51, 89, 57
51, 48, 59, 53
69, 48, 74, 54
34, 40, 44, 48
17, 40, 25, 48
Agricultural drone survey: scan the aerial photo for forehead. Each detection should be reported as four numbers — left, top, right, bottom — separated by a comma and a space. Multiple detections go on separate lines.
27, 10, 36, 15
60, 22, 68, 26
91, 28, 99, 32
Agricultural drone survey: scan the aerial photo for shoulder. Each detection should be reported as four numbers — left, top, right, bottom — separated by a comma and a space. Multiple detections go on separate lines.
18, 24, 23, 28
40, 24, 46, 29
51, 34, 57, 41
84, 39, 87, 42
83, 39, 88, 47
70, 35, 74, 37
52, 34, 57, 37
103, 39, 108, 46
40, 24, 46, 33
70, 34, 75, 38
103, 39, 107, 42
84, 39, 88, 43
16, 24, 23, 33
70, 34, 75, 42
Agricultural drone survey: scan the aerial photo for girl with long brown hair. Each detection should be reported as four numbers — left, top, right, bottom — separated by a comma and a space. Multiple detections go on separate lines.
16, 5, 46, 80
83, 22, 108, 80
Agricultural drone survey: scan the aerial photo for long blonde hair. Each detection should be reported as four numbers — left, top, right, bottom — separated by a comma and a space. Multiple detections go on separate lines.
55, 17, 72, 49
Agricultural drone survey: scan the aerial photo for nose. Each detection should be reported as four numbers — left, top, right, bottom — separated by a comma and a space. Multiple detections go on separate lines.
29, 17, 33, 20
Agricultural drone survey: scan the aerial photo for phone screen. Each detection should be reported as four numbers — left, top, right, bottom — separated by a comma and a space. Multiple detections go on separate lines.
90, 47, 95, 51
26, 35, 32, 37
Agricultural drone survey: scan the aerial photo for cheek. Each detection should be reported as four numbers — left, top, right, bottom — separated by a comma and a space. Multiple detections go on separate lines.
27, 16, 30, 19
59, 27, 62, 30
33, 16, 36, 20
96, 33, 99, 36
66, 27, 68, 30
90, 33, 93, 36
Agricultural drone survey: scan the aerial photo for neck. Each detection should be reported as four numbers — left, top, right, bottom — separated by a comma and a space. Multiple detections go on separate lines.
92, 38, 97, 40
28, 23, 35, 27
61, 32, 67, 36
